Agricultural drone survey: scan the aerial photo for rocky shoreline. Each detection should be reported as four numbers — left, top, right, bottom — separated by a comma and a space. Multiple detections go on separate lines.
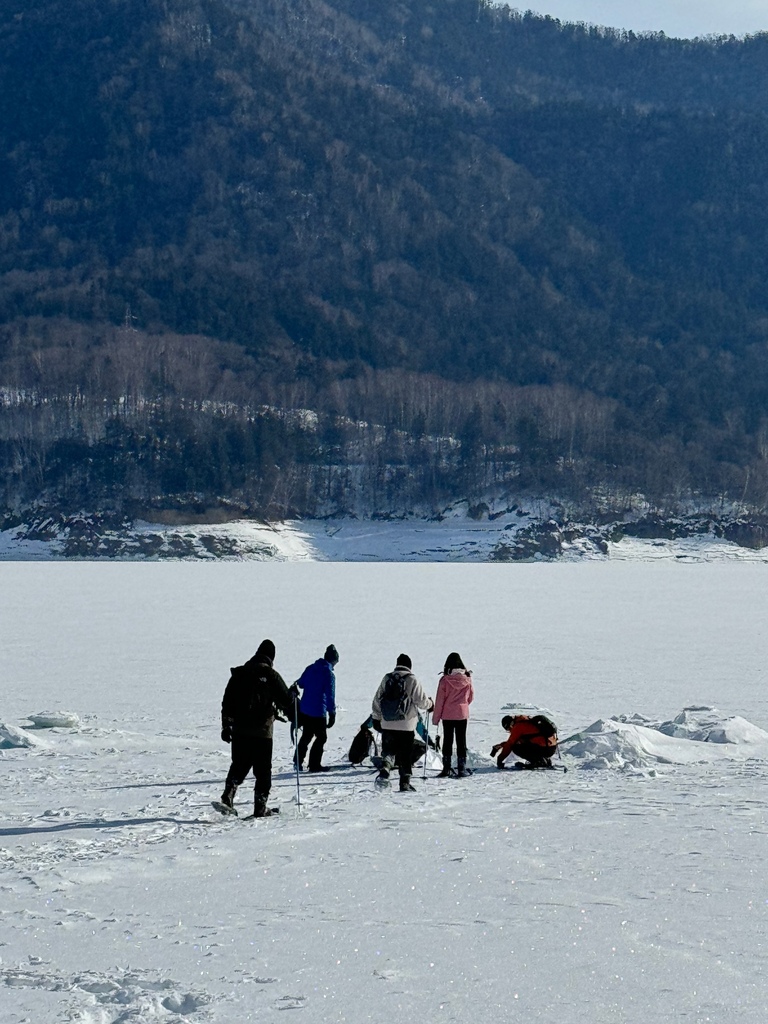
2, 505, 768, 561
490, 512, 768, 561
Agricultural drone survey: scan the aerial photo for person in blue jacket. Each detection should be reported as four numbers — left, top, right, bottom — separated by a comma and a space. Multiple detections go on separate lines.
294, 644, 338, 772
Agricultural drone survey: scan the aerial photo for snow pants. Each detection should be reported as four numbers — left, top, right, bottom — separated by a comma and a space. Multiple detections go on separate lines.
498, 735, 553, 766
225, 735, 274, 805
381, 729, 414, 782
297, 712, 328, 769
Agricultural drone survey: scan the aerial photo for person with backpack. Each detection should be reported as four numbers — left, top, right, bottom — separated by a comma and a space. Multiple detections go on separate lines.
219, 639, 296, 817
432, 652, 474, 778
491, 713, 558, 769
371, 654, 433, 792
294, 644, 339, 772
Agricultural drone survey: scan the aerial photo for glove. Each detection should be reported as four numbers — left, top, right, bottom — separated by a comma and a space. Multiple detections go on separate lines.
490, 743, 501, 757
327, 712, 336, 729
289, 682, 301, 698
221, 724, 232, 744
427, 698, 435, 712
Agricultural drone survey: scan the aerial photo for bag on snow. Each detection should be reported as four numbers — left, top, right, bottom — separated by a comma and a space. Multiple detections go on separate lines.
411, 735, 427, 765
348, 722, 378, 764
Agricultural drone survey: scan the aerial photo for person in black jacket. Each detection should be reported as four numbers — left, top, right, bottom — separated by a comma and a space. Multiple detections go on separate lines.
219, 639, 295, 817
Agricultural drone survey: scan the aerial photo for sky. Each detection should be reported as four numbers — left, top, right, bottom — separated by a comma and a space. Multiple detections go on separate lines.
522, 0, 768, 39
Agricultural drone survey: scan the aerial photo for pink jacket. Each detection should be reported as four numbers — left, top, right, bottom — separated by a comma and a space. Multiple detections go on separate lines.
432, 670, 474, 724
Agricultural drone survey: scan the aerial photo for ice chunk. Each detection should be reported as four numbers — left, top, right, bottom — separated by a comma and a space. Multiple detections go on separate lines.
0, 722, 44, 749
705, 716, 768, 744
656, 707, 768, 743
27, 710, 81, 730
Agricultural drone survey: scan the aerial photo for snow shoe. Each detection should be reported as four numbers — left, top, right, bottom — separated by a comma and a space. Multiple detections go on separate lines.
456, 760, 472, 778
212, 799, 238, 816
215, 783, 238, 813
243, 806, 280, 820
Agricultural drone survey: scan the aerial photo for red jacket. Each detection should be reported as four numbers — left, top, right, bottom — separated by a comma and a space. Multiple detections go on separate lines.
498, 716, 557, 762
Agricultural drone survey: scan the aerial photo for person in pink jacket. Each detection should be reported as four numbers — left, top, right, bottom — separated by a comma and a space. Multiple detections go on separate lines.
432, 652, 474, 778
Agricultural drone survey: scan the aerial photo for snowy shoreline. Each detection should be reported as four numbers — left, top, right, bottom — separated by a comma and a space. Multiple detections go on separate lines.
3, 503, 768, 561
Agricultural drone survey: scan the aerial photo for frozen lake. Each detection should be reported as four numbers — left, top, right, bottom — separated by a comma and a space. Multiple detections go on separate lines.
4, 560, 768, 727
2, 562, 768, 1023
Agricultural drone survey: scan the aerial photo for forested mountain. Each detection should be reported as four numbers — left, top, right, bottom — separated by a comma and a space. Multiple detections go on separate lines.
2, 0, 768, 519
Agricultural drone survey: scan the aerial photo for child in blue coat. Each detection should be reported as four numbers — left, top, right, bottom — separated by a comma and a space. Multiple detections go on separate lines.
295, 645, 338, 772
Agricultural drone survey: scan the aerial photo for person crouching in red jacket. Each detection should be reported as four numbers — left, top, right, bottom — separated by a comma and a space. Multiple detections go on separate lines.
491, 714, 558, 769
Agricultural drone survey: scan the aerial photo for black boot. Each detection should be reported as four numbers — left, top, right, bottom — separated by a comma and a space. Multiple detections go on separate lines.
456, 759, 471, 778
437, 756, 452, 778
220, 784, 237, 808
399, 776, 416, 792
253, 793, 274, 817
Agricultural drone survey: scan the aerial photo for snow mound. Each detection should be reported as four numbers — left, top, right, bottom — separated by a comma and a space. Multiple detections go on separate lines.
655, 706, 768, 743
706, 716, 768, 744
0, 722, 45, 749
562, 719, 671, 771
499, 703, 555, 718
564, 709, 768, 770
26, 710, 81, 730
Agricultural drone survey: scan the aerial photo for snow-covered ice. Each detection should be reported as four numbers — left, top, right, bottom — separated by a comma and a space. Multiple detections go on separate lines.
2, 561, 768, 1023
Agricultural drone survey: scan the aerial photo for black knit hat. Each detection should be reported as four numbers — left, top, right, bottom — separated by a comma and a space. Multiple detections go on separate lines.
324, 644, 339, 665
443, 652, 466, 673
256, 639, 276, 662
396, 653, 412, 669
501, 715, 513, 730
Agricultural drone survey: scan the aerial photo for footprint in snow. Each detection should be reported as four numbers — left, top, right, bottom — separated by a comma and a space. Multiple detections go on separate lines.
2, 965, 210, 1021
373, 968, 397, 980
162, 992, 207, 1014
275, 994, 307, 1009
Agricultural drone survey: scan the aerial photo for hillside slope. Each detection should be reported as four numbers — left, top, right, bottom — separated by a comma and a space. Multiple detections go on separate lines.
2, 0, 768, 514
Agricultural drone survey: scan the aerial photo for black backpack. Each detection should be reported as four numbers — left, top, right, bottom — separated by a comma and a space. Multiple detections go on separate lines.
379, 671, 411, 722
232, 664, 275, 721
530, 714, 558, 740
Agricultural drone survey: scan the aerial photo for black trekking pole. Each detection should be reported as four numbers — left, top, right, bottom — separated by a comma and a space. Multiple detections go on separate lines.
293, 699, 302, 809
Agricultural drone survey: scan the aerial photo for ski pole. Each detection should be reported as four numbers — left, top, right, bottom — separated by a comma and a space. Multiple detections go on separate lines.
293, 697, 302, 809
422, 710, 431, 780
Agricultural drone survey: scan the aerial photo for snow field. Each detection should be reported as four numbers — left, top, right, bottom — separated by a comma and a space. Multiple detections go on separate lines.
2, 561, 768, 1023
